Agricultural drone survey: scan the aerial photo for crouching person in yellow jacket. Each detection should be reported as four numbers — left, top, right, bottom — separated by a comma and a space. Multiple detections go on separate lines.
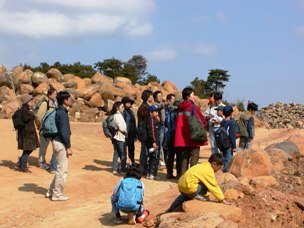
166, 153, 230, 212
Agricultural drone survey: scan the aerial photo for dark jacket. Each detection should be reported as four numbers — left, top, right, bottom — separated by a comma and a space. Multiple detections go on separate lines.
123, 108, 137, 139
164, 106, 176, 142
220, 119, 236, 150
54, 105, 71, 149
17, 105, 39, 150
137, 101, 150, 123
146, 116, 160, 149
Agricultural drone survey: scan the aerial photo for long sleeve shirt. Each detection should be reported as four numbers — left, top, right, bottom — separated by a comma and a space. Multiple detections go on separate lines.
113, 111, 127, 142
54, 105, 71, 149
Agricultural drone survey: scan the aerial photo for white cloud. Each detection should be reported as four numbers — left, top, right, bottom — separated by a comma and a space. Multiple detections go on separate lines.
192, 43, 217, 57
146, 49, 177, 61
0, 0, 154, 38
296, 26, 304, 37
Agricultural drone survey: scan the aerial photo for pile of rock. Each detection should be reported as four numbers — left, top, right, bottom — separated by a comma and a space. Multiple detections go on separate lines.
261, 103, 304, 129
0, 64, 209, 122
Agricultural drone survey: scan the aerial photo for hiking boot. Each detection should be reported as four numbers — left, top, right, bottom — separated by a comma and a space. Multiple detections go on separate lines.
128, 213, 136, 225
19, 167, 32, 173
114, 217, 123, 224
166, 174, 176, 179
39, 163, 50, 170
51, 195, 69, 201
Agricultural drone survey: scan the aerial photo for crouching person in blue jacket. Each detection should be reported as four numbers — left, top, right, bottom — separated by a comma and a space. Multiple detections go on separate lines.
111, 163, 147, 225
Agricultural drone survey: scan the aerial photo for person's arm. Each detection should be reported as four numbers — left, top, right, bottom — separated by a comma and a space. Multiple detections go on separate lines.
35, 101, 47, 128
116, 113, 127, 134
247, 117, 254, 139
200, 172, 225, 201
55, 110, 71, 149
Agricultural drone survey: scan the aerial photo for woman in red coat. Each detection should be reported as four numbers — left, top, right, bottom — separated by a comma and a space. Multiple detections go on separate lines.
174, 87, 208, 176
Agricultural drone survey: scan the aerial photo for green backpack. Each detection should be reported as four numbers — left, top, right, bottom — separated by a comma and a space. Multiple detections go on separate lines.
188, 105, 207, 141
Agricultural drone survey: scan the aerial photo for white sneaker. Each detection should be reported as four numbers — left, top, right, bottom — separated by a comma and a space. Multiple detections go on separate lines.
51, 195, 69, 201
160, 160, 166, 166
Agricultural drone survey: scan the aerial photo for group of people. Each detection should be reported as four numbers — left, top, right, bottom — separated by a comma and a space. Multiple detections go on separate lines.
15, 89, 73, 201
14, 86, 258, 224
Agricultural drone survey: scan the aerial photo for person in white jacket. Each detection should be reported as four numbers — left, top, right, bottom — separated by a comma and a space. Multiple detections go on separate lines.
110, 101, 127, 174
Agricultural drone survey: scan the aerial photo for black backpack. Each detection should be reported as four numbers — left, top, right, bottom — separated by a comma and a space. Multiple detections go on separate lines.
12, 109, 25, 130
215, 124, 231, 152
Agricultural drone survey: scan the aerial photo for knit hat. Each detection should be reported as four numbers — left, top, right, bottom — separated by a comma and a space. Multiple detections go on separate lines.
21, 94, 33, 105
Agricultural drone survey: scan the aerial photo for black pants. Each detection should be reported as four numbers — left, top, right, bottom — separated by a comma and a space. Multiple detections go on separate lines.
19, 150, 33, 169
166, 140, 182, 177
125, 137, 135, 164
147, 147, 159, 177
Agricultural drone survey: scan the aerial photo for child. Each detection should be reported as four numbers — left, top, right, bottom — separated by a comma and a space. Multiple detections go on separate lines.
146, 104, 161, 180
220, 106, 236, 172
111, 163, 146, 225
166, 153, 230, 212
238, 102, 258, 150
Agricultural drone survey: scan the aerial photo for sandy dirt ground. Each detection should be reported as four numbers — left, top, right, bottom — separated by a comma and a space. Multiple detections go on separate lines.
0, 119, 302, 228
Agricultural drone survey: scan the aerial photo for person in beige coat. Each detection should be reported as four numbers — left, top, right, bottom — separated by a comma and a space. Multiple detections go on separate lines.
110, 101, 127, 174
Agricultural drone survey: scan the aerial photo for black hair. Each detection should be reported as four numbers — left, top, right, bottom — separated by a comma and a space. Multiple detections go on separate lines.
247, 102, 258, 111
47, 87, 57, 96
141, 89, 153, 102
153, 90, 162, 100
56, 91, 70, 105
182, 87, 194, 100
110, 101, 123, 115
213, 92, 223, 101
125, 163, 142, 180
208, 153, 225, 165
166, 93, 175, 101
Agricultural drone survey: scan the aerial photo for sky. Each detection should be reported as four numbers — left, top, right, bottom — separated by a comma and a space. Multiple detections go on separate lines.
0, 0, 303, 107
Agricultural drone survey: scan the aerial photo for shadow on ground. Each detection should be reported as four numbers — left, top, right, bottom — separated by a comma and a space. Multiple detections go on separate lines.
18, 183, 48, 195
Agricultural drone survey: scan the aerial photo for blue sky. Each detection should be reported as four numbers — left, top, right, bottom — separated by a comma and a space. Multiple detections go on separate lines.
0, 0, 303, 107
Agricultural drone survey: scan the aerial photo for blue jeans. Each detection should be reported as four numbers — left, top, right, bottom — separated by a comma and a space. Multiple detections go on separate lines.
50, 152, 57, 171
139, 141, 148, 175
157, 125, 165, 163
209, 126, 219, 154
167, 183, 208, 212
112, 139, 126, 172
223, 148, 233, 172
19, 150, 32, 169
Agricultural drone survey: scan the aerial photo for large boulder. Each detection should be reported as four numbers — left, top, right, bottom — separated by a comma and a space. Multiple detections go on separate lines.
161, 80, 178, 94
114, 76, 132, 87
1, 100, 20, 118
286, 135, 304, 155
265, 141, 299, 155
20, 84, 34, 94
31, 72, 48, 86
182, 200, 242, 222
91, 72, 113, 84
83, 78, 92, 87
67, 76, 86, 90
0, 72, 14, 89
34, 82, 50, 95
46, 68, 64, 82
19, 69, 33, 84
0, 86, 17, 103
77, 84, 99, 101
12, 66, 23, 77
63, 73, 75, 82
48, 79, 65, 92
88, 92, 104, 108
229, 149, 273, 179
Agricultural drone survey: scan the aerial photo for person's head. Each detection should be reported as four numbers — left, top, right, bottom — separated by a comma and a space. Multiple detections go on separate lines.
166, 94, 176, 104
122, 96, 134, 109
247, 102, 258, 114
47, 88, 57, 101
208, 153, 225, 172
110, 101, 124, 115
215, 105, 224, 117
223, 105, 233, 117
141, 89, 154, 104
21, 94, 33, 108
153, 90, 163, 103
56, 91, 71, 107
182, 87, 194, 101
149, 104, 159, 118
126, 163, 142, 180
213, 92, 223, 105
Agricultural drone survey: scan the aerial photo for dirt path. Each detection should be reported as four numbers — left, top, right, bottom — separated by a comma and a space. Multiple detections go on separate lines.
0, 119, 302, 227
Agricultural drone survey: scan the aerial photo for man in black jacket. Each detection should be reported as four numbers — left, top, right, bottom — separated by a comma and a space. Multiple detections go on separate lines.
46, 91, 73, 201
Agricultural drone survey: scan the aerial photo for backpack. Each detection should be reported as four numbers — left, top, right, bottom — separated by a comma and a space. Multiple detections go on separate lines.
12, 109, 25, 130
188, 105, 207, 141
40, 110, 58, 138
137, 118, 148, 142
116, 178, 143, 212
34, 98, 48, 115
215, 125, 231, 152
102, 115, 117, 138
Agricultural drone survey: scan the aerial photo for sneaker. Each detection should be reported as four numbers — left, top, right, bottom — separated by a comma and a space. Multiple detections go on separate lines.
148, 175, 160, 180
159, 160, 166, 166
19, 167, 32, 173
194, 194, 209, 201
114, 217, 123, 224
50, 169, 56, 174
113, 171, 118, 175
51, 195, 69, 201
45, 191, 52, 198
39, 163, 50, 170
166, 174, 176, 179
128, 213, 136, 225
